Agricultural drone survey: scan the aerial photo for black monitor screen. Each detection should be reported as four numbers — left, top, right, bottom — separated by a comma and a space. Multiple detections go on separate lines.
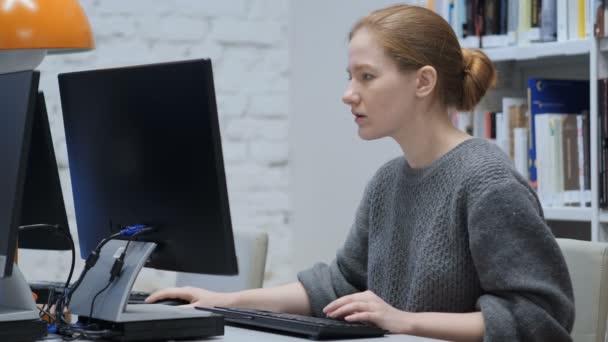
18, 93, 71, 250
0, 71, 40, 277
58, 59, 238, 275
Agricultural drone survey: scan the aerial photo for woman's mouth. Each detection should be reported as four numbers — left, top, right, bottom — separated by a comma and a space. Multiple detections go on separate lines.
354, 113, 366, 123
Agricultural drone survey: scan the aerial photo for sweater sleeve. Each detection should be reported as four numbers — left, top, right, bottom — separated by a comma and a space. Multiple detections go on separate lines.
297, 181, 372, 317
467, 180, 575, 341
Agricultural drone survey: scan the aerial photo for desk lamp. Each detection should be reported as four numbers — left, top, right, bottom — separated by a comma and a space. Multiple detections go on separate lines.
0, 0, 94, 73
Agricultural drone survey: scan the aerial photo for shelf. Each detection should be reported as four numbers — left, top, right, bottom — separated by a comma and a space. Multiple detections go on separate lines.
543, 207, 592, 222
599, 210, 608, 223
599, 38, 608, 52
482, 39, 590, 62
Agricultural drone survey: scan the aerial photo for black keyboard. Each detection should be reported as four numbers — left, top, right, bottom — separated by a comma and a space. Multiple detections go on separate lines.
196, 306, 386, 340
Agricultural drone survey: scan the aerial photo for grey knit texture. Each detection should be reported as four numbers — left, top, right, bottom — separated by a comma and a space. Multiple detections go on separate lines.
298, 138, 574, 341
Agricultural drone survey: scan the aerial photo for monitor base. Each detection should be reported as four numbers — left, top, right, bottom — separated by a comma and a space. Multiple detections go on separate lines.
83, 306, 224, 341
0, 319, 47, 342
69, 240, 225, 339
0, 266, 47, 342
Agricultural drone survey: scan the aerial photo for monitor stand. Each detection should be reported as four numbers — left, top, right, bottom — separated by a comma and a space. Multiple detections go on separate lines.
0, 264, 47, 342
69, 240, 223, 341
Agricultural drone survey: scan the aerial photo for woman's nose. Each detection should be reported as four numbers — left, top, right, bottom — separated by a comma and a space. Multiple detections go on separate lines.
342, 87, 359, 105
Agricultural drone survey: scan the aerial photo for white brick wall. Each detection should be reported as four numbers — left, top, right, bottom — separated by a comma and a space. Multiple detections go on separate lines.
18, 0, 292, 291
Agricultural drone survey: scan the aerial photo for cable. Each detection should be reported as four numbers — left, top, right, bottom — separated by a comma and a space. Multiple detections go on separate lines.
18, 224, 76, 289
47, 224, 155, 339
37, 306, 56, 324
88, 280, 112, 319
59, 324, 120, 341
62, 230, 123, 309
18, 224, 75, 328
86, 226, 153, 318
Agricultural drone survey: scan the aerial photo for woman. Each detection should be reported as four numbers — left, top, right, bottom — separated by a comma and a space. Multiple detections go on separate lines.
148, 5, 574, 341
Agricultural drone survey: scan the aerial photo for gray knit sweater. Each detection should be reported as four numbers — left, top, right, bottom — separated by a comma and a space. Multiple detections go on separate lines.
298, 138, 574, 341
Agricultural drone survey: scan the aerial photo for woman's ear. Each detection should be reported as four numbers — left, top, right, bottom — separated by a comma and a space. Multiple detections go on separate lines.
415, 65, 437, 98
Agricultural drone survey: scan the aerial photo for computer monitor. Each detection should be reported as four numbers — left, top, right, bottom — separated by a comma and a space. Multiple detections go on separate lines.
18, 92, 71, 251
56, 59, 237, 338
0, 71, 39, 277
0, 70, 48, 341
58, 59, 238, 275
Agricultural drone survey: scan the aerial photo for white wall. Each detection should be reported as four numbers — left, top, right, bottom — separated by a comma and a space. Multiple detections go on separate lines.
19, 0, 291, 290
20, 0, 426, 290
289, 0, 421, 272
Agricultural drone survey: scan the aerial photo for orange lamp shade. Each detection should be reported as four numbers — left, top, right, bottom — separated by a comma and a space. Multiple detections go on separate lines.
0, 0, 94, 52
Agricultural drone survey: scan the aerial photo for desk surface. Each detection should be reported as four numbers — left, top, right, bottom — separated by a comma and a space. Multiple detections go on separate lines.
221, 326, 444, 341
46, 326, 445, 341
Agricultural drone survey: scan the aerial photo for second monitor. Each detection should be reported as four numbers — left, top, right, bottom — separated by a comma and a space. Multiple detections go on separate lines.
58, 59, 238, 339
58, 59, 238, 275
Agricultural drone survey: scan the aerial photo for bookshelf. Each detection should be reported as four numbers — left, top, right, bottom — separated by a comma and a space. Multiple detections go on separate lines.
484, 39, 591, 62
428, 0, 608, 241
543, 207, 593, 222
477, 36, 603, 241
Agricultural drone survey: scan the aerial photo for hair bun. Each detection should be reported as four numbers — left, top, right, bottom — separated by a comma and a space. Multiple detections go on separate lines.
458, 48, 497, 111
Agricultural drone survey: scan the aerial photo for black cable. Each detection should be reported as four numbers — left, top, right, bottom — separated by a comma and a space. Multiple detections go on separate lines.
40, 287, 54, 315
88, 280, 112, 319
50, 225, 155, 339
62, 231, 122, 310
60, 325, 119, 341
86, 227, 154, 319
18, 224, 76, 290
37, 306, 55, 324
18, 224, 75, 328
60, 331, 82, 341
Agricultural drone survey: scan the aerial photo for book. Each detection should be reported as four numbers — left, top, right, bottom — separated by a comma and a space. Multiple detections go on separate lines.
509, 104, 529, 160
540, 0, 558, 41
527, 78, 590, 191
534, 113, 583, 206
599, 79, 607, 207
557, 0, 568, 41
594, 0, 605, 37
507, 0, 520, 44
561, 115, 582, 205
514, 127, 529, 179
501, 97, 528, 157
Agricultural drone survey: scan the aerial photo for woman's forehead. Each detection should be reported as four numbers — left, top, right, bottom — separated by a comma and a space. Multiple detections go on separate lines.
347, 30, 394, 71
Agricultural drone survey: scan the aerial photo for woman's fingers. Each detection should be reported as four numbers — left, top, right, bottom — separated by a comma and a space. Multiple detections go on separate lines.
323, 290, 378, 315
145, 287, 192, 303
326, 301, 371, 318
345, 311, 376, 322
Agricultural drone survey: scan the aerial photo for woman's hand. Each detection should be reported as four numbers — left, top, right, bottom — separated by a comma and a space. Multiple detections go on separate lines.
323, 290, 412, 334
145, 286, 235, 308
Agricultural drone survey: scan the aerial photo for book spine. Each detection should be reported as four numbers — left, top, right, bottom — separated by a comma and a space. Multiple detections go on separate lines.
568, 0, 580, 39
557, 0, 569, 41
507, 0, 520, 44
528, 86, 538, 189
577, 115, 586, 206
514, 128, 529, 179
579, 0, 586, 38
594, 0, 605, 37
536, 114, 548, 203
561, 115, 580, 205
541, 0, 558, 41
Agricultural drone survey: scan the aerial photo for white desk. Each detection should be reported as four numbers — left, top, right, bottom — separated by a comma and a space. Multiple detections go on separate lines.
46, 326, 445, 341
221, 326, 444, 341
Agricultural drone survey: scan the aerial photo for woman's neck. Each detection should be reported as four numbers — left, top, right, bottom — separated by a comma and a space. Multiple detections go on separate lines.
393, 105, 471, 169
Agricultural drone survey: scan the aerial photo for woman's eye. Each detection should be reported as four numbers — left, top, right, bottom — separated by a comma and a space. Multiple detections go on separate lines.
362, 73, 374, 80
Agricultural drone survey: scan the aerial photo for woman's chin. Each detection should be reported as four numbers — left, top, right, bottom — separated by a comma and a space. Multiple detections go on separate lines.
357, 129, 383, 141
